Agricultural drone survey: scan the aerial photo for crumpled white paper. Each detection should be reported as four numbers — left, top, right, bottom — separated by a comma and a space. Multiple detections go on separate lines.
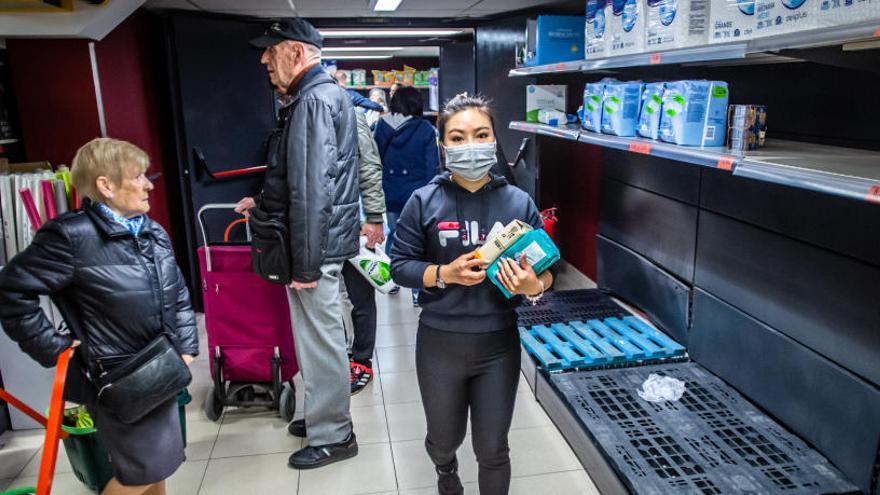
637, 373, 687, 402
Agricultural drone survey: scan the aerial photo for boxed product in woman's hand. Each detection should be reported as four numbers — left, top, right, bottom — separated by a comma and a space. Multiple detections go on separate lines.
486, 229, 560, 299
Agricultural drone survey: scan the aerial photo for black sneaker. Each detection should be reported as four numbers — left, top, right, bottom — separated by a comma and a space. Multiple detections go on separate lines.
350, 360, 374, 395
288, 432, 358, 470
436, 458, 464, 495
388, 285, 400, 295
288, 418, 306, 438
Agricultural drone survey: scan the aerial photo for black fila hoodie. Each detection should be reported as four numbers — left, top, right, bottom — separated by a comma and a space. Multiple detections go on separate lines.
390, 172, 553, 333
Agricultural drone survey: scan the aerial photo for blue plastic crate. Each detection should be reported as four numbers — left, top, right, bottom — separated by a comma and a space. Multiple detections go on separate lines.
519, 316, 686, 372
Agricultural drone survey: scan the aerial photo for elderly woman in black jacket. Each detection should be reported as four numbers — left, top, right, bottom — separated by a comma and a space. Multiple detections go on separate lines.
0, 138, 198, 495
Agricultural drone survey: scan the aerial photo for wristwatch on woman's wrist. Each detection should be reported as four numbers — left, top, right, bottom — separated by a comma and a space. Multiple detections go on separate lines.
435, 265, 447, 289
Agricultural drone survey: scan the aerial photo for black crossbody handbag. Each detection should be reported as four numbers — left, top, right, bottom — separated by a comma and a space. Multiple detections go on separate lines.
248, 206, 292, 285
54, 271, 192, 425
93, 334, 192, 424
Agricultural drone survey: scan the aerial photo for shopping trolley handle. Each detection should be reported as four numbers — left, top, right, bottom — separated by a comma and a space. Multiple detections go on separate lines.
197, 204, 252, 273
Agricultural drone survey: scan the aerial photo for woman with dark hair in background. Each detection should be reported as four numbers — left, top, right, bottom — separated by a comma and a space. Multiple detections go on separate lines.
390, 94, 556, 495
374, 85, 440, 305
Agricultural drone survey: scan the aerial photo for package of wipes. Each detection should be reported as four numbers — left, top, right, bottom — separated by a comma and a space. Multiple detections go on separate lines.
646, 0, 710, 49
601, 81, 644, 137
582, 80, 613, 132
585, 0, 610, 58
659, 80, 729, 147
637, 82, 666, 140
608, 0, 646, 55
710, 0, 756, 43
755, 0, 820, 37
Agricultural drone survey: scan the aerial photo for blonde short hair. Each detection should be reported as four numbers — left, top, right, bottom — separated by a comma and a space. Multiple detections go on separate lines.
71, 138, 150, 201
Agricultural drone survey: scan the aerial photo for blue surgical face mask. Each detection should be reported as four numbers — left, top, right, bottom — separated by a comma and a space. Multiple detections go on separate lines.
443, 142, 497, 181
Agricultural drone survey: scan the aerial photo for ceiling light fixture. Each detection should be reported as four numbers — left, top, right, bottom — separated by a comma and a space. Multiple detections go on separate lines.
321, 55, 394, 60
322, 46, 404, 52
373, 0, 403, 11
320, 29, 463, 38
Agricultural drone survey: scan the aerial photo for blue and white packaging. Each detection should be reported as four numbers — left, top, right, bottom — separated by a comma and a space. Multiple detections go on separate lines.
710, 0, 756, 43
754, 0, 820, 37
659, 81, 729, 147
817, 0, 880, 27
582, 80, 613, 132
608, 0, 646, 55
585, 0, 610, 58
601, 82, 644, 137
645, 0, 710, 49
525, 15, 585, 66
637, 82, 665, 140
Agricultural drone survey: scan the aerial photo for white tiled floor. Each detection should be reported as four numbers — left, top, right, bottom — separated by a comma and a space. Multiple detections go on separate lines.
0, 262, 599, 494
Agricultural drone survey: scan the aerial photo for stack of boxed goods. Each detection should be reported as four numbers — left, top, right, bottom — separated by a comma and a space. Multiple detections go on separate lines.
583, 0, 880, 58
475, 220, 560, 299
727, 104, 768, 150
526, 85, 567, 124
522, 15, 586, 66
371, 66, 438, 87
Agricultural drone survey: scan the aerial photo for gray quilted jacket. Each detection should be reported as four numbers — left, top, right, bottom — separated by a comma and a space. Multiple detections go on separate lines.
260, 67, 360, 282
355, 111, 386, 224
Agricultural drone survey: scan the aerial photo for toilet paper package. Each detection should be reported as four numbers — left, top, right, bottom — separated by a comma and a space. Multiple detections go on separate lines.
601, 82, 644, 137
659, 81, 729, 147
646, 0, 710, 49
637, 82, 666, 139
586, 0, 610, 58
755, 0, 821, 37
582, 80, 613, 132
710, 0, 756, 43
608, 0, 646, 56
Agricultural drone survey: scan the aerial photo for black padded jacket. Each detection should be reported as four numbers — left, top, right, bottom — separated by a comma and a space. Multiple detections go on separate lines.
0, 201, 199, 370
259, 66, 361, 283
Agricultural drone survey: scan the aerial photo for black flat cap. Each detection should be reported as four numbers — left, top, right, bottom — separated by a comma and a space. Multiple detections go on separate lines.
250, 18, 323, 49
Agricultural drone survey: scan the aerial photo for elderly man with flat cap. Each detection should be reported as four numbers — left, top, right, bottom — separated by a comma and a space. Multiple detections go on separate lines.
237, 17, 360, 469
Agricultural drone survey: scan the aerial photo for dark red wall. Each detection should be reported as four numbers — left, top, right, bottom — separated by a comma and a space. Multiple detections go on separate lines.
6, 12, 174, 235
540, 137, 602, 280
6, 39, 101, 166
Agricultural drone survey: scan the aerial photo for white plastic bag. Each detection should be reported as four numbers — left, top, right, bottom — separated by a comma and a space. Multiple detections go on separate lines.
637, 373, 686, 403
348, 236, 395, 294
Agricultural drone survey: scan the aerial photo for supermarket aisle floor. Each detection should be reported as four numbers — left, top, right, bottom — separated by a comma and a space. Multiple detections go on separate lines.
0, 262, 598, 495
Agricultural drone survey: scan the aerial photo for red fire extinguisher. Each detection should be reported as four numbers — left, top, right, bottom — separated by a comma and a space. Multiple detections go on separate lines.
541, 207, 558, 242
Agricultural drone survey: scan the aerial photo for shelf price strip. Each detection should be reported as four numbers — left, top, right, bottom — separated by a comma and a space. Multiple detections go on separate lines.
717, 156, 736, 171
629, 142, 652, 155
867, 184, 880, 204
650, 53, 662, 65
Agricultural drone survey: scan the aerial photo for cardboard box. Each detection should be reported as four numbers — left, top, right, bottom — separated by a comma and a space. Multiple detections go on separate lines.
586, 0, 610, 58
527, 85, 567, 123
755, 0, 821, 37
525, 15, 585, 66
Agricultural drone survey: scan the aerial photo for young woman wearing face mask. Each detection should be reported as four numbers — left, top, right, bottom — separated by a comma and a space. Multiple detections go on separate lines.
390, 94, 556, 495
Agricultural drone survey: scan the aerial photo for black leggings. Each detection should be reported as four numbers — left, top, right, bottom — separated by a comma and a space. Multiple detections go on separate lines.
416, 322, 521, 495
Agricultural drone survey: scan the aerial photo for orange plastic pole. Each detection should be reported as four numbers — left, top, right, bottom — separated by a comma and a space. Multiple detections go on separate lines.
0, 389, 49, 429
35, 348, 73, 495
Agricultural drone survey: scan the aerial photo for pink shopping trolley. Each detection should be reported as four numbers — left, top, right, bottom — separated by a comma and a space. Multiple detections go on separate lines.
197, 204, 298, 422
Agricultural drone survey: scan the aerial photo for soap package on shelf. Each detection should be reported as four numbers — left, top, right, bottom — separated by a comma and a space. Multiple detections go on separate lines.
710, 0, 756, 43
727, 104, 768, 151
608, 0, 646, 56
486, 229, 561, 299
585, 0, 610, 58
659, 80, 729, 147
582, 79, 614, 131
601, 81, 645, 137
527, 85, 567, 123
645, 0, 710, 49
754, 0, 821, 37
637, 82, 666, 139
350, 70, 367, 87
